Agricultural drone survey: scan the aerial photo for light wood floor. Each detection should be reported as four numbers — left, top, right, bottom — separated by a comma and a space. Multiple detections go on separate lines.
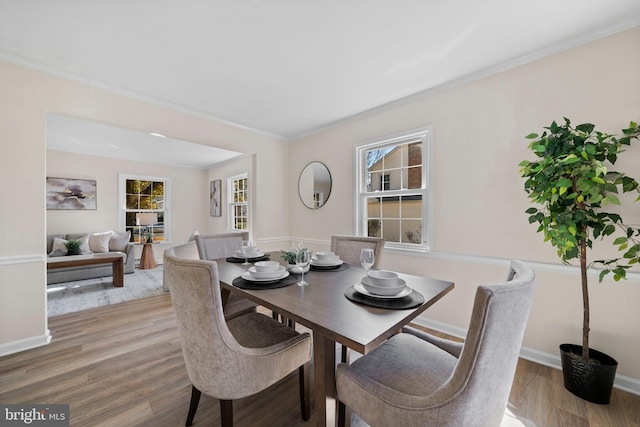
1, 294, 638, 427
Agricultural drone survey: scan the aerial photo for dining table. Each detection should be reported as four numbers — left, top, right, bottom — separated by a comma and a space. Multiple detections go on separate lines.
214, 251, 454, 427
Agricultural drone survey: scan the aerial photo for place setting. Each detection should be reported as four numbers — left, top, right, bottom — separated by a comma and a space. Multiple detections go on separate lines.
309, 251, 349, 271
345, 253, 425, 309
226, 240, 271, 264
232, 260, 297, 290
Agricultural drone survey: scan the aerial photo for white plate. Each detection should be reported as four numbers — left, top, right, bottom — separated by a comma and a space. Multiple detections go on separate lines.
241, 271, 289, 282
248, 265, 286, 279
354, 281, 412, 299
233, 251, 264, 259
310, 258, 344, 267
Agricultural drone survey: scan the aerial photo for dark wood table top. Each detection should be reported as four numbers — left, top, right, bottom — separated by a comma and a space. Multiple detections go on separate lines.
215, 252, 454, 354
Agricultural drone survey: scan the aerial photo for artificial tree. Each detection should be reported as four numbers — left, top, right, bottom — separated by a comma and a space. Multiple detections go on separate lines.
519, 118, 640, 362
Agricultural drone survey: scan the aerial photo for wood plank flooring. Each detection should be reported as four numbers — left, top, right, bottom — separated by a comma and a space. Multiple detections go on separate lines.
0, 294, 638, 426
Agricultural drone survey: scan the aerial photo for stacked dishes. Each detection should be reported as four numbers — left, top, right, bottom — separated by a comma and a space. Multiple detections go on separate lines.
355, 270, 412, 299
310, 252, 343, 269
233, 246, 264, 259
242, 261, 289, 282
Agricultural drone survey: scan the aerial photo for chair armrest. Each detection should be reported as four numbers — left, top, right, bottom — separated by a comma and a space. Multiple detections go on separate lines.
402, 326, 464, 358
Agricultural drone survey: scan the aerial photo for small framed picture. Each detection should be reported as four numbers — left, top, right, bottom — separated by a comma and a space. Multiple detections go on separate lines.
210, 179, 222, 217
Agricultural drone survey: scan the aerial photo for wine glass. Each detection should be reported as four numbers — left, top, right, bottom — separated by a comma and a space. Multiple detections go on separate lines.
241, 240, 252, 266
296, 248, 311, 286
360, 248, 375, 273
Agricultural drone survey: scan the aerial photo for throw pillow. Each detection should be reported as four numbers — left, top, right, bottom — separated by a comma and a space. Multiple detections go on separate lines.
89, 231, 113, 253
109, 231, 131, 252
50, 237, 69, 255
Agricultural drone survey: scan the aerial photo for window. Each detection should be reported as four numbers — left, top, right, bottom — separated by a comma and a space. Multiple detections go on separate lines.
355, 127, 431, 251
119, 174, 170, 243
228, 173, 249, 231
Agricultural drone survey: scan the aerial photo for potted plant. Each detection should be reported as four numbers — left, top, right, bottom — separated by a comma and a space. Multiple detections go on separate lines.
280, 250, 298, 265
519, 118, 640, 404
64, 239, 82, 256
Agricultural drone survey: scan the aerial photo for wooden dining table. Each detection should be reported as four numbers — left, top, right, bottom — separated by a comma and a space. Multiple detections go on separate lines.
214, 252, 454, 427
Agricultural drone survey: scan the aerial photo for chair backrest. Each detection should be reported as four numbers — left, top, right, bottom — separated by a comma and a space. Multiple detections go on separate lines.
195, 232, 249, 260
330, 235, 384, 268
162, 241, 200, 291
164, 248, 260, 399
433, 260, 535, 425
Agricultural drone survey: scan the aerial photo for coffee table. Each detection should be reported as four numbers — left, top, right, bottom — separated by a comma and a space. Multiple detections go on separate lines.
47, 253, 125, 287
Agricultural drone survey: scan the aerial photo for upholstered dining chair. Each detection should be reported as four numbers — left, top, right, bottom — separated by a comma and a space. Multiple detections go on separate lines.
336, 260, 535, 427
195, 232, 258, 320
331, 234, 385, 362
164, 249, 312, 427
330, 235, 384, 269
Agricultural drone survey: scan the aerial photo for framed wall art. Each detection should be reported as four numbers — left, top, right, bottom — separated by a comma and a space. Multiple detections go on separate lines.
210, 179, 222, 217
46, 177, 97, 210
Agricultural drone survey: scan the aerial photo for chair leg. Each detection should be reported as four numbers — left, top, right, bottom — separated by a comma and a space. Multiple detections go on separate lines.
298, 364, 310, 421
185, 385, 201, 426
220, 399, 233, 427
338, 400, 347, 427
341, 344, 350, 364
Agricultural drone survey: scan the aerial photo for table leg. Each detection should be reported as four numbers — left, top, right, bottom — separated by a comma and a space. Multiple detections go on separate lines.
112, 258, 124, 287
314, 333, 337, 427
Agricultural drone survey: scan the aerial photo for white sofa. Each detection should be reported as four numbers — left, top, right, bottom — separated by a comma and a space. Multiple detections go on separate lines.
47, 231, 135, 285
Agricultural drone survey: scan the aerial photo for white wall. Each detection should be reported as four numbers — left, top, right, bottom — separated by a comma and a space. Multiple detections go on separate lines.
46, 149, 209, 262
0, 59, 289, 356
290, 27, 640, 382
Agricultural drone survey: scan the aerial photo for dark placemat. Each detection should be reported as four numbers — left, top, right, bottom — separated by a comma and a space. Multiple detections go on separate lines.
310, 263, 350, 272
344, 285, 425, 310
232, 274, 298, 290
226, 254, 271, 263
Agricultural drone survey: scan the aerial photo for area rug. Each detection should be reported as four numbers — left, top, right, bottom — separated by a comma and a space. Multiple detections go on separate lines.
47, 266, 164, 317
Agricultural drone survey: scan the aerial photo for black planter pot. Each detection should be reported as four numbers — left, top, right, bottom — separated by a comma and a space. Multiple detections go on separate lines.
559, 344, 618, 404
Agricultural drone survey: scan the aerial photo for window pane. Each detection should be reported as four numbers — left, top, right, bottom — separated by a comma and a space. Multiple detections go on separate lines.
366, 197, 381, 218
139, 180, 152, 195
400, 195, 422, 217
382, 219, 400, 243
384, 145, 403, 169
402, 220, 422, 244
381, 196, 400, 218
126, 194, 139, 209
368, 219, 381, 237
140, 195, 152, 209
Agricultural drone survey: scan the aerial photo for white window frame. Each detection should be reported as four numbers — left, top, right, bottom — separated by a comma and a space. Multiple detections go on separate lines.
228, 173, 250, 232
118, 173, 171, 243
354, 126, 433, 252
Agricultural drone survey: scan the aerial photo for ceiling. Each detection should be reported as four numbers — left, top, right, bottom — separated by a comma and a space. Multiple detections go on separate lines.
2, 1, 640, 165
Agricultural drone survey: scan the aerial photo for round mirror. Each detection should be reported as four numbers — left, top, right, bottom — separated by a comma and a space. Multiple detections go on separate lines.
298, 162, 332, 209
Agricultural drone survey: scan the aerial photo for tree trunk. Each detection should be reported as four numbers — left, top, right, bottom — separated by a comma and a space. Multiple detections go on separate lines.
580, 235, 590, 360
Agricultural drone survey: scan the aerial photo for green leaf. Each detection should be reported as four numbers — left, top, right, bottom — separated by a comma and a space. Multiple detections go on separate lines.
525, 133, 539, 139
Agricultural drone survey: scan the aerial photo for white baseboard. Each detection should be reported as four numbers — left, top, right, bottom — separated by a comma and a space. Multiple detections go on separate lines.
0, 330, 52, 357
413, 317, 640, 396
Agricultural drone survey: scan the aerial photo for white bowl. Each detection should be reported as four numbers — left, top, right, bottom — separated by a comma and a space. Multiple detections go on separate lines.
315, 251, 337, 260
367, 270, 399, 287
254, 260, 281, 272
249, 265, 285, 279
361, 277, 406, 296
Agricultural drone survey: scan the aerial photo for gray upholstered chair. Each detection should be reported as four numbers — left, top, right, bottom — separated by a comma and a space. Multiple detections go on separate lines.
330, 235, 384, 269
331, 234, 385, 362
195, 232, 248, 261
336, 260, 535, 427
194, 232, 258, 320
162, 241, 200, 292
164, 249, 312, 427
